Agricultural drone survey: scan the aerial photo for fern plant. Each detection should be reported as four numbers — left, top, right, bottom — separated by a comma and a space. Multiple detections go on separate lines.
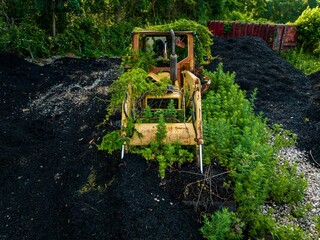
200, 208, 243, 240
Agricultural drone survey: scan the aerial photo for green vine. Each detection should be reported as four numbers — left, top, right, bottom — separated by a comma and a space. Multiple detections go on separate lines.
135, 19, 213, 64
103, 67, 170, 121
223, 22, 233, 34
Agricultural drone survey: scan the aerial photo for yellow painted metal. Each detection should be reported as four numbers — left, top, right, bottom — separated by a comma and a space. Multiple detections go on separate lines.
143, 91, 182, 109
129, 123, 197, 146
182, 70, 204, 145
147, 72, 170, 82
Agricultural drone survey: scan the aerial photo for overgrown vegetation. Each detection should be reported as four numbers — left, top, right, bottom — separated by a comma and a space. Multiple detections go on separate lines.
99, 50, 310, 237
200, 208, 243, 240
134, 19, 213, 64
200, 64, 309, 239
0, 17, 134, 58
98, 19, 211, 178
134, 114, 194, 179
278, 6, 320, 75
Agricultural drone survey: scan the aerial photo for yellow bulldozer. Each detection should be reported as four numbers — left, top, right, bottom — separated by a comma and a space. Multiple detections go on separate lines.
121, 29, 208, 173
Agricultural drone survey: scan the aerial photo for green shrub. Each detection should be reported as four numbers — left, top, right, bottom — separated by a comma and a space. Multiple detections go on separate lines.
104, 67, 170, 120
134, 113, 194, 178
100, 22, 134, 56
270, 160, 307, 204
201, 63, 307, 238
295, 7, 320, 55
200, 208, 243, 240
97, 130, 123, 154
53, 16, 99, 56
53, 19, 133, 57
202, 65, 274, 170
273, 224, 311, 240
0, 20, 11, 51
8, 21, 51, 58
281, 48, 320, 75
247, 213, 276, 238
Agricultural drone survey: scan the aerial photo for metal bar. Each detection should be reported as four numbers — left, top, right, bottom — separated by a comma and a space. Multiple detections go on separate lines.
199, 144, 203, 173
121, 144, 125, 159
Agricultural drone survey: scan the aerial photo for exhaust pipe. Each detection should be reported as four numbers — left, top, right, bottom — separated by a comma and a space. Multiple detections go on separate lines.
170, 29, 177, 85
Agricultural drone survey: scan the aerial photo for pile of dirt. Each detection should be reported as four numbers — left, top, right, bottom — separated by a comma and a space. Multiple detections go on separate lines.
1, 35, 319, 239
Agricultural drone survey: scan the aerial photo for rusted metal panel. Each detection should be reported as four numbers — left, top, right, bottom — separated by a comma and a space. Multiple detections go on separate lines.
234, 22, 242, 37
247, 23, 254, 36
266, 24, 276, 47
241, 22, 248, 36
273, 25, 285, 50
207, 20, 224, 36
282, 25, 298, 48
207, 21, 298, 50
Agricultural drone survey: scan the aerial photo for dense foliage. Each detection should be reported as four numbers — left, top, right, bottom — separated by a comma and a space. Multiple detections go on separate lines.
261, 0, 315, 23
1, 0, 319, 58
295, 6, 320, 55
134, 19, 213, 64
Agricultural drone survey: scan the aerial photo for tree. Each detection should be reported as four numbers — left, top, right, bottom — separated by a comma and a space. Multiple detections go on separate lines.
262, 0, 307, 23
237, 0, 267, 19
0, 0, 10, 23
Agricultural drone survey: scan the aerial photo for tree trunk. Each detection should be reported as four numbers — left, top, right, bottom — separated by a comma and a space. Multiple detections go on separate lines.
1, 0, 10, 24
152, 0, 157, 19
52, 0, 56, 37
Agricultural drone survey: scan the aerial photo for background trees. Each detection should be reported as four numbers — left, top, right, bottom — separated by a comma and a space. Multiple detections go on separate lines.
0, 0, 319, 58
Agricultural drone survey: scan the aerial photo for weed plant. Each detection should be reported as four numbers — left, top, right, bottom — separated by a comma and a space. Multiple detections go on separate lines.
281, 48, 320, 75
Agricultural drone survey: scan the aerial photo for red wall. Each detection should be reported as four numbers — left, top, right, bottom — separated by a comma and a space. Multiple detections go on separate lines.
207, 21, 298, 50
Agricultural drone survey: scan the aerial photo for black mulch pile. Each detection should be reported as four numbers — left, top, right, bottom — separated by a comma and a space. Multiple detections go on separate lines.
0, 36, 319, 239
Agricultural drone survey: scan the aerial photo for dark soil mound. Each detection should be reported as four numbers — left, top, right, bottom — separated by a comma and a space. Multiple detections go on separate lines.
207, 36, 320, 165
308, 71, 320, 121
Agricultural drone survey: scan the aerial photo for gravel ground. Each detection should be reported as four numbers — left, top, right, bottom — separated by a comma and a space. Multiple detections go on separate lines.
263, 147, 320, 239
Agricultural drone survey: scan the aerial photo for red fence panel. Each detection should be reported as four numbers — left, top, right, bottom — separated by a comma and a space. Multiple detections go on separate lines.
266, 24, 276, 47
282, 25, 298, 48
207, 21, 298, 50
207, 20, 224, 37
